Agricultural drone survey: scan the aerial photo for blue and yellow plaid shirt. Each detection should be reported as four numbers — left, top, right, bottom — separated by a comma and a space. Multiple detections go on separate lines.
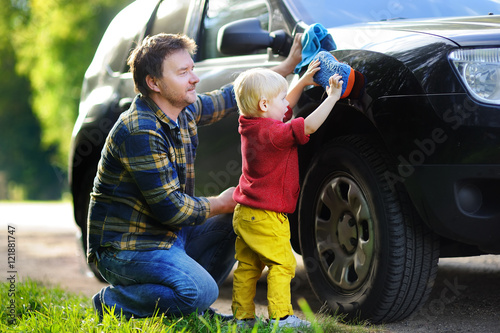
87, 84, 237, 262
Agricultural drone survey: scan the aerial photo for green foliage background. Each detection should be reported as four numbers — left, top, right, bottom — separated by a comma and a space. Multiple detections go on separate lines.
0, 0, 132, 199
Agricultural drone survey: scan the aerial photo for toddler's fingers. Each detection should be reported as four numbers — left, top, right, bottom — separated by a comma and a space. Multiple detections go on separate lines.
310, 67, 321, 74
328, 74, 339, 81
329, 74, 343, 86
308, 59, 320, 70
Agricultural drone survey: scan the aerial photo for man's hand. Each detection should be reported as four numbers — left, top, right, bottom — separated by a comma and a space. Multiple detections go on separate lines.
207, 187, 237, 217
272, 33, 303, 77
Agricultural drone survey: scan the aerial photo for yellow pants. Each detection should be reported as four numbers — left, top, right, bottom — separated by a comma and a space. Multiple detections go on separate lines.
231, 204, 297, 320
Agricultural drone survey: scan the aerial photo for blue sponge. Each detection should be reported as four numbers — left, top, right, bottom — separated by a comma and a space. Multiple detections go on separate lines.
313, 51, 356, 99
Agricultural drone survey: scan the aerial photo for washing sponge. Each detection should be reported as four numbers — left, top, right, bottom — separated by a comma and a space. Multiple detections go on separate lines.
313, 51, 364, 99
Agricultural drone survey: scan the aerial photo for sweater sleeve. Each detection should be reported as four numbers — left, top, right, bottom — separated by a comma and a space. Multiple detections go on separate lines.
269, 117, 310, 149
283, 106, 293, 123
290, 117, 310, 145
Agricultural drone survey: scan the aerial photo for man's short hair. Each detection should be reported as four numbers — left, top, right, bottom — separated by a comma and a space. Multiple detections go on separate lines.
233, 68, 288, 117
127, 33, 197, 96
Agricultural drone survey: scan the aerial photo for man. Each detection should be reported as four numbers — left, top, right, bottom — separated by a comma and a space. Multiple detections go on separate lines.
88, 32, 302, 319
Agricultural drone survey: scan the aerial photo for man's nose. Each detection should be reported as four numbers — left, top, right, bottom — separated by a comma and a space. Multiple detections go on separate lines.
190, 72, 200, 84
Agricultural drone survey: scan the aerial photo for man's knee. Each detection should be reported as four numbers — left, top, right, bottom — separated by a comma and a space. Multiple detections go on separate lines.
174, 276, 219, 314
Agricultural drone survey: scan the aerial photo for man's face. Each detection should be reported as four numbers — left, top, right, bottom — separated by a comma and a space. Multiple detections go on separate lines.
156, 49, 200, 110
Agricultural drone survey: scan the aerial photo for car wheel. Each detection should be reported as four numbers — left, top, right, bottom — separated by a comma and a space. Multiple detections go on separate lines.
298, 135, 439, 323
75, 168, 105, 282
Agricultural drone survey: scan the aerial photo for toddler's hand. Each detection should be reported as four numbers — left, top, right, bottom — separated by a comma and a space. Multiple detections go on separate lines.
326, 74, 343, 100
300, 59, 321, 86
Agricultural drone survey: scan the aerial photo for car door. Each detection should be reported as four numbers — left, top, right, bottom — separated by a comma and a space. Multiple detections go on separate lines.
184, 0, 277, 196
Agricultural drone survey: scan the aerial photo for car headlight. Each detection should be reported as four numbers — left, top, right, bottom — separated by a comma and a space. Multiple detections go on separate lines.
449, 48, 500, 105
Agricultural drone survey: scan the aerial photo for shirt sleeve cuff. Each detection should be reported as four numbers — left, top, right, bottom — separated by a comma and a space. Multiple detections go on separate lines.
201, 196, 211, 214
291, 117, 310, 145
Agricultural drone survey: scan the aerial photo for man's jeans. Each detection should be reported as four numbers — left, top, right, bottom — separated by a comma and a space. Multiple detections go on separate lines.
94, 214, 236, 318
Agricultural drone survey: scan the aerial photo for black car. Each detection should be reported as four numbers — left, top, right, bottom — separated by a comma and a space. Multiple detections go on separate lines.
69, 0, 500, 323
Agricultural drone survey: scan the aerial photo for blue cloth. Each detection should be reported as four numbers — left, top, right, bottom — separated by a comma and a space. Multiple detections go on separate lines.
93, 213, 236, 318
294, 23, 337, 74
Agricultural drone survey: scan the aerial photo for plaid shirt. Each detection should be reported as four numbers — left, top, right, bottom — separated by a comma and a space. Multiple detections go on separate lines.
87, 84, 236, 262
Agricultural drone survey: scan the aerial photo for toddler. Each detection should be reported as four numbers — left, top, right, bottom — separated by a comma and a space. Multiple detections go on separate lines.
231, 59, 343, 328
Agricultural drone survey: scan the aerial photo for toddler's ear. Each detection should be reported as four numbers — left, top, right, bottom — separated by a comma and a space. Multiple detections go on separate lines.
258, 98, 268, 112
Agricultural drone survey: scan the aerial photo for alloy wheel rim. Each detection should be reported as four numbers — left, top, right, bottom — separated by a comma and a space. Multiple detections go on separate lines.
314, 174, 375, 291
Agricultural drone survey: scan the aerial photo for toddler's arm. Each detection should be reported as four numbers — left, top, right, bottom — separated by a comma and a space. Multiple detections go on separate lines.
286, 59, 321, 109
304, 74, 343, 135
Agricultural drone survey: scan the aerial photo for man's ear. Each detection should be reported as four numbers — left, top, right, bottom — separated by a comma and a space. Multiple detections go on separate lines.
146, 75, 161, 93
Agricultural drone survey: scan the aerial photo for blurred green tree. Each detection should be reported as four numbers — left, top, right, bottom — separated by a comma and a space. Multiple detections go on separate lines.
0, 0, 61, 200
0, 0, 132, 199
0, 34, 62, 200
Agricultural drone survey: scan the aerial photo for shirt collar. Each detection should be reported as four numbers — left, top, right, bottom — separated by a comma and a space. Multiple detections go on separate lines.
140, 95, 180, 129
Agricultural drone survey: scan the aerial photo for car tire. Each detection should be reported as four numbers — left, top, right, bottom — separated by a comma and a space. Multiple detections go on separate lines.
75, 168, 105, 282
298, 135, 439, 323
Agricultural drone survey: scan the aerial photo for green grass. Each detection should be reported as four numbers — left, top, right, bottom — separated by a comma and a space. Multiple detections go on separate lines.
0, 279, 380, 333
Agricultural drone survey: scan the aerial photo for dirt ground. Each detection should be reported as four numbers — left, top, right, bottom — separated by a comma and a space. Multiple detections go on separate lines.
2, 202, 500, 332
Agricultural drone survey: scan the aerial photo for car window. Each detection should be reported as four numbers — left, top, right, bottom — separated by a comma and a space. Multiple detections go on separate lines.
120, 0, 190, 75
199, 0, 270, 60
87, 1, 157, 77
150, 0, 191, 36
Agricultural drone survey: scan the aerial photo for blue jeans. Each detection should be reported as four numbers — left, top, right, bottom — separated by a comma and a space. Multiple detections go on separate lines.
94, 214, 236, 318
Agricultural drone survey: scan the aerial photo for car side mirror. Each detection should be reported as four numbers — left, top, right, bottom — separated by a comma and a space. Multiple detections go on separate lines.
217, 18, 292, 57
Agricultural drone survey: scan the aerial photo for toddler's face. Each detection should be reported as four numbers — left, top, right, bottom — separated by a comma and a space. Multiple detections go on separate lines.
263, 90, 289, 122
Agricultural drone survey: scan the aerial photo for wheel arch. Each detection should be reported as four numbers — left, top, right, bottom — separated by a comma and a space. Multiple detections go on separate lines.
69, 130, 104, 232
290, 100, 387, 253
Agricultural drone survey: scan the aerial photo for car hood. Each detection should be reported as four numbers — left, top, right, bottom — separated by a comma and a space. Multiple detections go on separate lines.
387, 15, 500, 47
330, 15, 500, 50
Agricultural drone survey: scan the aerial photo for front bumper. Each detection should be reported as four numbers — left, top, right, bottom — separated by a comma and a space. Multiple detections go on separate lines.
406, 164, 500, 252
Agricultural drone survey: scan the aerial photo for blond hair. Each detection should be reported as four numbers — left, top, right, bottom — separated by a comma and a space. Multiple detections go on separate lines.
233, 68, 288, 117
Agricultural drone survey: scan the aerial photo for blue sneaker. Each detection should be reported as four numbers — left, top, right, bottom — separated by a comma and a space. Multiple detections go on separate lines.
236, 318, 258, 329
201, 307, 233, 321
269, 315, 311, 328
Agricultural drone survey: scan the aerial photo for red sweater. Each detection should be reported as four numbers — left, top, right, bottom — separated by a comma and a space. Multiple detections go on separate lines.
233, 114, 310, 213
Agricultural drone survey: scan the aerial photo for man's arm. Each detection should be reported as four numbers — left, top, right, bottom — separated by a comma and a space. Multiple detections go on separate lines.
192, 83, 238, 127
207, 187, 237, 217
193, 33, 303, 126
270, 33, 303, 77
120, 129, 212, 227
